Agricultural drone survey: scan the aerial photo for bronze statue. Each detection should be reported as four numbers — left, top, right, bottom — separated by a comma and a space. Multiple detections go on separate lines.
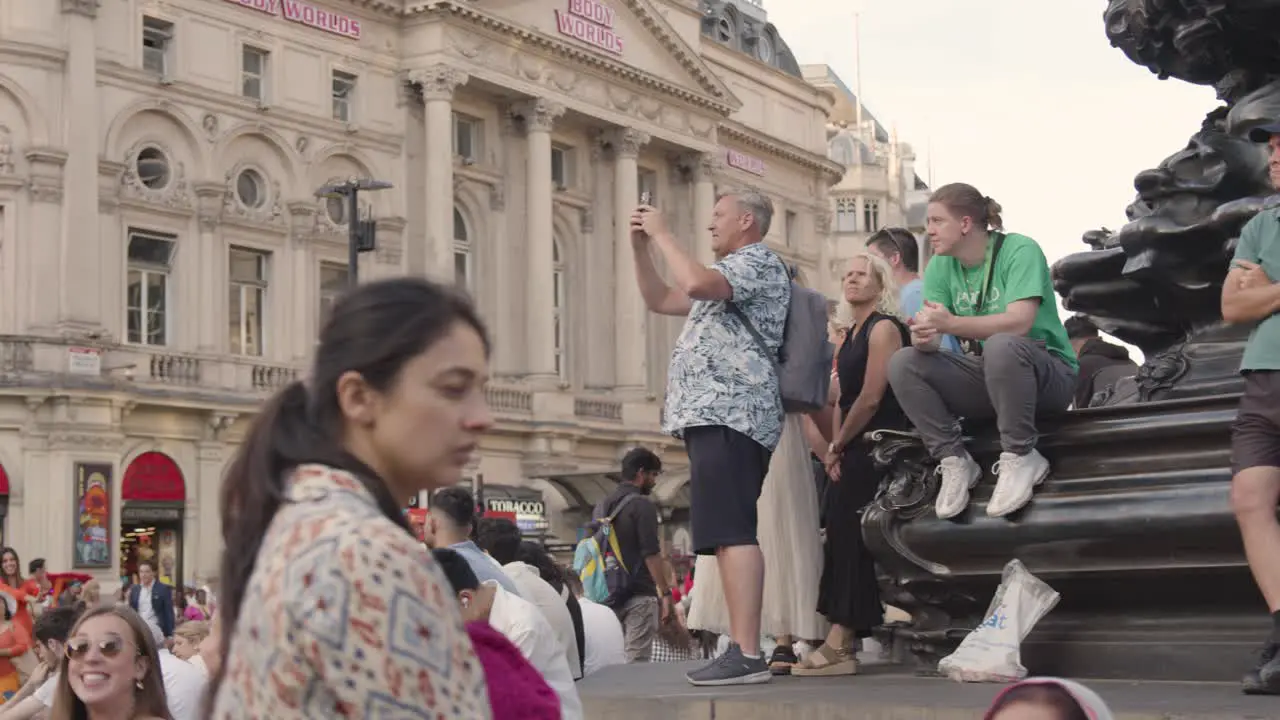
1052, 0, 1280, 402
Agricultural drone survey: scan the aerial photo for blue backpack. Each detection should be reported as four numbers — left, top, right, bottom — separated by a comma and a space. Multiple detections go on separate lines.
572, 494, 640, 606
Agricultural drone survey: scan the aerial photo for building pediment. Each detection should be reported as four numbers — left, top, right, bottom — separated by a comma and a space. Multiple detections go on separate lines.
433, 0, 739, 116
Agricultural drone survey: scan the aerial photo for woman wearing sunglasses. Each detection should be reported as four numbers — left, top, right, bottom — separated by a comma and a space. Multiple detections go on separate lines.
46, 605, 170, 720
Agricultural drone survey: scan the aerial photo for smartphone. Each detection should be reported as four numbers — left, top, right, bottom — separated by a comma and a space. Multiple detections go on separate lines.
640, 190, 653, 206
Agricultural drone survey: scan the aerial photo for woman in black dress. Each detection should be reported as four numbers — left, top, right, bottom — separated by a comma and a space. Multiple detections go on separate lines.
792, 251, 909, 677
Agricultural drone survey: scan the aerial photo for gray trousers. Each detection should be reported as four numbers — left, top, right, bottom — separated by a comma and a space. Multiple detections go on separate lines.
615, 594, 659, 662
887, 333, 1077, 459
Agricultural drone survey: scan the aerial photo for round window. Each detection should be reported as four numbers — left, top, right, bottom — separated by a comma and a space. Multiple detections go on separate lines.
326, 196, 346, 225
756, 35, 774, 64
235, 169, 265, 209
135, 147, 171, 190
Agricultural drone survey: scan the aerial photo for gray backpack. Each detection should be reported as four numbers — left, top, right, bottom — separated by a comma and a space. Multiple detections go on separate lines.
729, 280, 834, 413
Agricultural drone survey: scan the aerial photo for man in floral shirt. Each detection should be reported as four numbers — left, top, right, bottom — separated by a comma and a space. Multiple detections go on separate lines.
630, 189, 789, 686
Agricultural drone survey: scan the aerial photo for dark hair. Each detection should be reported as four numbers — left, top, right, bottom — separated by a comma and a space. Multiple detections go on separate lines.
1064, 314, 1099, 340
515, 541, 565, 594
432, 486, 478, 533
137, 560, 155, 573
48, 605, 172, 720
211, 277, 489, 706
432, 548, 480, 593
866, 227, 921, 273
930, 182, 1004, 231
621, 447, 662, 482
0, 548, 22, 586
475, 518, 522, 566
28, 558, 45, 575
34, 605, 83, 644
988, 682, 1089, 720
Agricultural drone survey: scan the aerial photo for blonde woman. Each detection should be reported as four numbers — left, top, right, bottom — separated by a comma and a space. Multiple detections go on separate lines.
688, 273, 830, 674
793, 251, 908, 678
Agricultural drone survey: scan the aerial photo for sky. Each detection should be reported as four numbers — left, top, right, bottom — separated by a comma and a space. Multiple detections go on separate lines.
764, 0, 1219, 358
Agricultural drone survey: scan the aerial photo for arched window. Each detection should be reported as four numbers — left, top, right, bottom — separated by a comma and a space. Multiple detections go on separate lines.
829, 135, 857, 167
835, 197, 858, 233
453, 207, 471, 289
553, 237, 567, 380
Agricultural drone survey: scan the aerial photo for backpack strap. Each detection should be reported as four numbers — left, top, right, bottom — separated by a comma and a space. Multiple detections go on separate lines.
727, 301, 778, 370
972, 232, 1006, 315
599, 493, 641, 525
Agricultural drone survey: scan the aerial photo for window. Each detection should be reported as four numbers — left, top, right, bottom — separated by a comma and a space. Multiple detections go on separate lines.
242, 46, 268, 102
551, 145, 572, 189
319, 263, 348, 323
452, 113, 480, 162
637, 169, 658, 204
835, 197, 857, 233
228, 247, 268, 356
235, 169, 265, 209
553, 238, 567, 379
453, 207, 471, 290
864, 200, 881, 233
126, 230, 176, 346
142, 17, 173, 76
785, 211, 797, 246
332, 70, 357, 122
135, 147, 171, 190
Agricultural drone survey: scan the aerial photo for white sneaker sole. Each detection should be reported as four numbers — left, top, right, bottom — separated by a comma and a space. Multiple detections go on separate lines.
935, 467, 982, 520
686, 669, 773, 687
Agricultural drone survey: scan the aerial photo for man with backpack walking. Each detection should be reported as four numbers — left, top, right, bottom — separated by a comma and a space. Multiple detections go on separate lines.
586, 448, 669, 662
631, 190, 829, 685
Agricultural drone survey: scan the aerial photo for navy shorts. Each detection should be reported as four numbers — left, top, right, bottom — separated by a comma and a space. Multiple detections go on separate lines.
1232, 371, 1280, 475
685, 425, 772, 555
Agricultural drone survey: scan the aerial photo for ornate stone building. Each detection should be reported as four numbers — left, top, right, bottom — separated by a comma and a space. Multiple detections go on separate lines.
0, 0, 839, 580
802, 64, 929, 296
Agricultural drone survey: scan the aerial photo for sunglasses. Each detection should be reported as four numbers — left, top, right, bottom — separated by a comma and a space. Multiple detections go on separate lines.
880, 228, 916, 258
65, 635, 137, 661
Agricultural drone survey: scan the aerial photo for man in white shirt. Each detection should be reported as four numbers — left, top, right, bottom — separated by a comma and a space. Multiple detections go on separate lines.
576, 596, 626, 676
149, 625, 208, 720
434, 549, 583, 720
477, 518, 583, 680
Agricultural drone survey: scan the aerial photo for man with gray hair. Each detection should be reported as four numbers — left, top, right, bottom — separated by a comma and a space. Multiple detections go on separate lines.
630, 190, 789, 686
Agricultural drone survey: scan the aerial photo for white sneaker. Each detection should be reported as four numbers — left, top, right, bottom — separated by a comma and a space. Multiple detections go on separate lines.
988, 449, 1050, 517
934, 454, 982, 519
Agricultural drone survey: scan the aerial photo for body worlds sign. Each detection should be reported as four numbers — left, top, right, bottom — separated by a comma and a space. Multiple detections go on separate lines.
224, 0, 362, 40
555, 0, 624, 56
725, 148, 767, 176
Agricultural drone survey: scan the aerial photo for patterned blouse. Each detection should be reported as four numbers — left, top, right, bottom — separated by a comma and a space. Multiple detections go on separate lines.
663, 242, 791, 451
210, 464, 490, 719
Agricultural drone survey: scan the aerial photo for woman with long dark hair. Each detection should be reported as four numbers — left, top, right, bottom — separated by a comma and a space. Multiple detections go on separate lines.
46, 605, 171, 720
206, 278, 494, 718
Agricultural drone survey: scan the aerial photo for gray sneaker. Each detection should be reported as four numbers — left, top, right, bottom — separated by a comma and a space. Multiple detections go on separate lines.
686, 642, 772, 686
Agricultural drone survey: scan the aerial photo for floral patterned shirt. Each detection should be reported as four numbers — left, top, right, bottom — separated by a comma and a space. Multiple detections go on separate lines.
663, 242, 791, 451
210, 464, 490, 720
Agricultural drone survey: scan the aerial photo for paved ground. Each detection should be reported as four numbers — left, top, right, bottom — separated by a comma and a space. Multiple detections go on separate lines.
579, 662, 1280, 719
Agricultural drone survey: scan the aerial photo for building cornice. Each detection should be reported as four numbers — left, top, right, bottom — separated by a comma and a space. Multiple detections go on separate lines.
718, 123, 844, 182
424, 1, 740, 116
95, 65, 403, 153
0, 41, 67, 72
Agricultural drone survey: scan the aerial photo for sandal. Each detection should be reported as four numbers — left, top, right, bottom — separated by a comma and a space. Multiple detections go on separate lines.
790, 643, 856, 677
768, 645, 798, 675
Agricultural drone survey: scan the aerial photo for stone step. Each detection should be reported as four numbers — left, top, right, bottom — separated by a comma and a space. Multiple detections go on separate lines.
579, 662, 1276, 719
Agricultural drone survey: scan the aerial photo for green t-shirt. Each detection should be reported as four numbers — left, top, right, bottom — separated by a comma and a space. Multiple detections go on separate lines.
923, 232, 1078, 370
1232, 208, 1280, 371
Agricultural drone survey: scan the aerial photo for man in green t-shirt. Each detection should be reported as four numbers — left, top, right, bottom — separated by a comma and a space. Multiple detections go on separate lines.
1220, 118, 1280, 696
887, 183, 1077, 521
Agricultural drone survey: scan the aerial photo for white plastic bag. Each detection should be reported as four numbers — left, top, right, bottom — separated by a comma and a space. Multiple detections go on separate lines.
937, 558, 1060, 683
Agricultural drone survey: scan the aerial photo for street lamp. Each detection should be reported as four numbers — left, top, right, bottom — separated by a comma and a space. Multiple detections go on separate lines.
314, 178, 394, 287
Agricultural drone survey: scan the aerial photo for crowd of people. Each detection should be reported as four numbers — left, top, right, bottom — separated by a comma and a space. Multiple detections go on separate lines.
0, 123, 1270, 720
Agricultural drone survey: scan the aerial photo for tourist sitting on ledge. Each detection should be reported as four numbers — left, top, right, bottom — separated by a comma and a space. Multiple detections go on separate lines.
887, 183, 1078, 520
1064, 314, 1137, 409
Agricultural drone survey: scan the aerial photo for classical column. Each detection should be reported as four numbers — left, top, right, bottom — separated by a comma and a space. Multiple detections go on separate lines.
60, 0, 102, 331
194, 183, 224, 353
413, 65, 469, 281
514, 99, 565, 383
692, 153, 722, 266
612, 129, 650, 392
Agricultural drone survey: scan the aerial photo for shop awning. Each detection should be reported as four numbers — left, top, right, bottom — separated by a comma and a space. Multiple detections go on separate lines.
122, 452, 186, 503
